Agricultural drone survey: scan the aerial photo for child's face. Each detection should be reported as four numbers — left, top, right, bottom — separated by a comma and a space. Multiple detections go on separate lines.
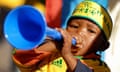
67, 18, 102, 56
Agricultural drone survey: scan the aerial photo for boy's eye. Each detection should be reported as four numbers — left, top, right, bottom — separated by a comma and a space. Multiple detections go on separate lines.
88, 29, 96, 34
69, 24, 79, 28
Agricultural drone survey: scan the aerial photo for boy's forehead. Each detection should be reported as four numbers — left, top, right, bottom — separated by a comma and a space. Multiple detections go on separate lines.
69, 18, 100, 29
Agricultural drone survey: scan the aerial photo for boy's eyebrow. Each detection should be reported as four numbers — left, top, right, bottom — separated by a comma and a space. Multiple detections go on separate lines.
87, 23, 99, 30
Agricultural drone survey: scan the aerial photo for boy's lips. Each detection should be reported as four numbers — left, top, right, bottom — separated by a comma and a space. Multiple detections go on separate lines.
71, 45, 83, 53
71, 50, 77, 54
76, 44, 83, 48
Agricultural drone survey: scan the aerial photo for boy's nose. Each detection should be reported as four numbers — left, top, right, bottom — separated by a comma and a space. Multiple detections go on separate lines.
77, 27, 86, 35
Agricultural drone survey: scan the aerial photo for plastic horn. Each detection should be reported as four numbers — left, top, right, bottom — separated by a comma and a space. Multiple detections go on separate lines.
4, 5, 76, 50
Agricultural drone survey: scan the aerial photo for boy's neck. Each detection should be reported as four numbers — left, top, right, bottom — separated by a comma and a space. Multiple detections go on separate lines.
74, 53, 100, 60
83, 53, 100, 59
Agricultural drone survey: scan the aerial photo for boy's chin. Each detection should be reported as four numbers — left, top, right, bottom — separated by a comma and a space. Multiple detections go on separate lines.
72, 52, 85, 56
72, 52, 80, 56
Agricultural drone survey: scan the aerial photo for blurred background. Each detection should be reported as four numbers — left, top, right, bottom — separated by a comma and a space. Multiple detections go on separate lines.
0, 0, 120, 72
0, 0, 45, 72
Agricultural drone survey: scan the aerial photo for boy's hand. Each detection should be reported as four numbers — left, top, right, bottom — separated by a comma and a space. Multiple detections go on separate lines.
56, 28, 77, 71
55, 28, 72, 56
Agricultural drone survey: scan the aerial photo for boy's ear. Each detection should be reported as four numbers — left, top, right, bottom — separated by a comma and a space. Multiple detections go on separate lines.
100, 41, 110, 51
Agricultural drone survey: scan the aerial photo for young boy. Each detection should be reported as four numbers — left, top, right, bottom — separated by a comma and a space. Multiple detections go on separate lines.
12, 0, 113, 72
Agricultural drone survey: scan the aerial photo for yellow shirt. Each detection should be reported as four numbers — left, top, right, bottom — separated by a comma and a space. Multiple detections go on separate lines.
35, 57, 67, 72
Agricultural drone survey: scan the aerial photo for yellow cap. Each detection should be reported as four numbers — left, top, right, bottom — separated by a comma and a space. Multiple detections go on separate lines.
69, 1, 113, 40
